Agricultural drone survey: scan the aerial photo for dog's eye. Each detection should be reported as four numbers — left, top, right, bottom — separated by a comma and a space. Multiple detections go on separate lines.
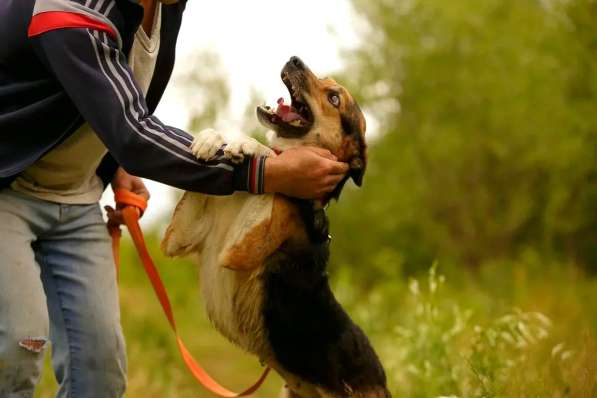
328, 93, 340, 108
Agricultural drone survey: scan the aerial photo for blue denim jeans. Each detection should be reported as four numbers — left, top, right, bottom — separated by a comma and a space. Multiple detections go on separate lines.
0, 189, 126, 397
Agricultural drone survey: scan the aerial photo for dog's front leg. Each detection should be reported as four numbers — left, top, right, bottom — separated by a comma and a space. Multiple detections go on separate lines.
191, 128, 274, 163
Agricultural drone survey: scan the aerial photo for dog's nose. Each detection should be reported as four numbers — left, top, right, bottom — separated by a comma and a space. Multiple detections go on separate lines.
289, 56, 304, 70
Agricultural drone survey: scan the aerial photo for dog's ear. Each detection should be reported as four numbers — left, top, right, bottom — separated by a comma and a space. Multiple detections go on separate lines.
161, 192, 212, 257
218, 195, 299, 271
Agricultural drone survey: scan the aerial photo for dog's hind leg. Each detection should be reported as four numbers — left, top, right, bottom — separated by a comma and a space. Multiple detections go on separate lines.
279, 386, 338, 398
279, 385, 304, 398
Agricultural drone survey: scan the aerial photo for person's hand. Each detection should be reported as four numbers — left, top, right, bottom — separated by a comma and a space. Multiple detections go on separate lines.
105, 167, 150, 228
263, 146, 349, 199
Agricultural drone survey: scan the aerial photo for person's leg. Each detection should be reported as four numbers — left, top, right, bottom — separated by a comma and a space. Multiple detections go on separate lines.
37, 202, 126, 398
0, 190, 53, 398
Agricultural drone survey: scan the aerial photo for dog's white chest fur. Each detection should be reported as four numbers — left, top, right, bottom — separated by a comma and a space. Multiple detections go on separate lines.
163, 191, 275, 356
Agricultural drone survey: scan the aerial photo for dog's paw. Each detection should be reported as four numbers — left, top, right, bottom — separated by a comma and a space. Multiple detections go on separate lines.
191, 129, 275, 163
222, 139, 246, 164
191, 128, 225, 161
223, 136, 271, 164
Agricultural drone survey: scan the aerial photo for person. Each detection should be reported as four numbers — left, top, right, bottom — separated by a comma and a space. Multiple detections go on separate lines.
0, 0, 350, 396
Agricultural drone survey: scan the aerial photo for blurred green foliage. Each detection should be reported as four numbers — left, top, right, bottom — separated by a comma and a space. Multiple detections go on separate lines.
180, 50, 231, 129
337, 261, 597, 397
331, 0, 597, 279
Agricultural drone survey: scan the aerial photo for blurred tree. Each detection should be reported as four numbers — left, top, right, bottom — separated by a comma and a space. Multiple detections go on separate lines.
330, 0, 597, 280
179, 50, 231, 131
240, 88, 269, 144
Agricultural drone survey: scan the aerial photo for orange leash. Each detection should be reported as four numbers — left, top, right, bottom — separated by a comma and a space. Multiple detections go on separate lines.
109, 189, 270, 397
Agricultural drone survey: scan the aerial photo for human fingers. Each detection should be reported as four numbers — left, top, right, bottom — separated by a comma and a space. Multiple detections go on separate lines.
324, 160, 350, 175
322, 173, 344, 186
131, 179, 151, 201
303, 146, 337, 161
104, 206, 125, 225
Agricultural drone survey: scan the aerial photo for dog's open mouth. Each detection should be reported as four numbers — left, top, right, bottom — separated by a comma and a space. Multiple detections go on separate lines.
256, 70, 314, 137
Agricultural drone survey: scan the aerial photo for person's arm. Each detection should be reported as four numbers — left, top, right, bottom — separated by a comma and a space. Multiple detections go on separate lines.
29, 24, 260, 195
28, 7, 348, 198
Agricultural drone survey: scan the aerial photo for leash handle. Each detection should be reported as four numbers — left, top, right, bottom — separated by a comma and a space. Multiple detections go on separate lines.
114, 188, 147, 216
109, 189, 270, 397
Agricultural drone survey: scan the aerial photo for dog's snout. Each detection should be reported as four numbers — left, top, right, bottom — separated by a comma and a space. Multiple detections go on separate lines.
289, 56, 304, 70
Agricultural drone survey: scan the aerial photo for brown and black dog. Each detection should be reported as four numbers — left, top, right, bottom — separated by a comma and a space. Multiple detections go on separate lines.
162, 57, 390, 398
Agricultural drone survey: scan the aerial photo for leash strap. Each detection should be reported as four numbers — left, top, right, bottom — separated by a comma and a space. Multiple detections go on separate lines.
109, 189, 270, 397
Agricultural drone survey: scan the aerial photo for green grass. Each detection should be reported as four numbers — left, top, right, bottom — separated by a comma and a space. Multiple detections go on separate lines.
333, 256, 597, 397
35, 236, 597, 397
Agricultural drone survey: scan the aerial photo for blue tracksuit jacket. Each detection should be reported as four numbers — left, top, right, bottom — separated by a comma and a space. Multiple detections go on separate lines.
0, 0, 266, 194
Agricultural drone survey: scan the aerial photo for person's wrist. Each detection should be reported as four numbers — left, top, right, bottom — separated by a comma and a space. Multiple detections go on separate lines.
264, 157, 281, 194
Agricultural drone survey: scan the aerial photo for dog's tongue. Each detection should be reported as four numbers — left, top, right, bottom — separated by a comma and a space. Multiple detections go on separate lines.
276, 98, 305, 123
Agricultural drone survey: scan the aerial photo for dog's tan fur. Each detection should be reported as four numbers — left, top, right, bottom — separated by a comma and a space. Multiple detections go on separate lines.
268, 77, 366, 163
161, 60, 374, 397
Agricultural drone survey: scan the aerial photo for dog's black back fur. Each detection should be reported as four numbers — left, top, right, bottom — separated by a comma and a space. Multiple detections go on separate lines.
261, 202, 389, 396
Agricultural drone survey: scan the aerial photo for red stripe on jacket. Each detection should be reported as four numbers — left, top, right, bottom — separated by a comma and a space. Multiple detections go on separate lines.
28, 11, 116, 39
249, 157, 258, 193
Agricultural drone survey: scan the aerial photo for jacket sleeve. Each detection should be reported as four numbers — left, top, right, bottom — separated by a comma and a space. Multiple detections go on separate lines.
28, 26, 266, 195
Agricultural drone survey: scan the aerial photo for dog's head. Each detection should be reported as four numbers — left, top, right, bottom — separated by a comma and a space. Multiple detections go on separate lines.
257, 57, 367, 198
